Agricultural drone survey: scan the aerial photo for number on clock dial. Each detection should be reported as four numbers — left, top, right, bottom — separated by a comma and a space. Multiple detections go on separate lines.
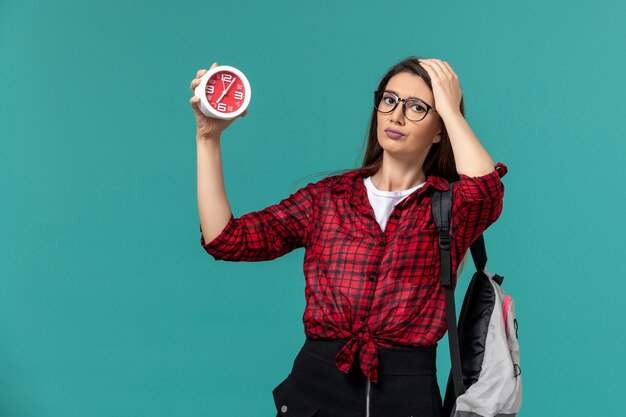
204, 71, 246, 113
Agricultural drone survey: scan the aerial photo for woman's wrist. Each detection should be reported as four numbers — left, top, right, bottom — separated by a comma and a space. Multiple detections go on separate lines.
196, 131, 222, 143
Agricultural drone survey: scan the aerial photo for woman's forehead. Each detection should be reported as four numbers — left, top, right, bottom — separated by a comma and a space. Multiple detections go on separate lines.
385, 72, 433, 102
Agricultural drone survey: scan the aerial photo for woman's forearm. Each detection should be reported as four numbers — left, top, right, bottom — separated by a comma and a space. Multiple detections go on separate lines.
442, 112, 496, 177
197, 134, 232, 244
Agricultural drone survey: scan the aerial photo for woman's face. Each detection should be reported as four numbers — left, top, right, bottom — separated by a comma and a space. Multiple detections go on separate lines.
376, 71, 442, 161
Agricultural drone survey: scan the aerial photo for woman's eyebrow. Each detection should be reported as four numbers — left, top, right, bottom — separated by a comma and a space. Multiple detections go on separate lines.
386, 89, 428, 102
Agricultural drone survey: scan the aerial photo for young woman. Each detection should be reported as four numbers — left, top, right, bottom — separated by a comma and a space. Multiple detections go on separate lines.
190, 56, 507, 417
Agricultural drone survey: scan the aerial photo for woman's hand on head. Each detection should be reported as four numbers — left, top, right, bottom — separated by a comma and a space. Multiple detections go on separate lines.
418, 58, 463, 120
189, 62, 249, 140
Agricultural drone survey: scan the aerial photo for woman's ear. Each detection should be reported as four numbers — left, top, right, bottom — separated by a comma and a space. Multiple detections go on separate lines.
433, 131, 442, 143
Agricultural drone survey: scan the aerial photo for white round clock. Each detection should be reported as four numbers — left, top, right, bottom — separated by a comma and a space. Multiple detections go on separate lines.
194, 65, 251, 120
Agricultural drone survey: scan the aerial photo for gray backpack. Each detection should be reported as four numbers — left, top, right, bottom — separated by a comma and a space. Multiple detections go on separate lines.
432, 182, 522, 417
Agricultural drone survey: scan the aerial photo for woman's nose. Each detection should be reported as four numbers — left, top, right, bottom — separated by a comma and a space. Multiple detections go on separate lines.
389, 102, 405, 124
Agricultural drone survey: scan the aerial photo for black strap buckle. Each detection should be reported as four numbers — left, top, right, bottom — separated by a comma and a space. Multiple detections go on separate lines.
439, 233, 452, 250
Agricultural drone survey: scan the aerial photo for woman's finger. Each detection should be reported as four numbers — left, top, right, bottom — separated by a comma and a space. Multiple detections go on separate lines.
189, 96, 200, 110
420, 59, 445, 79
430, 59, 454, 78
440, 61, 458, 79
191, 62, 219, 92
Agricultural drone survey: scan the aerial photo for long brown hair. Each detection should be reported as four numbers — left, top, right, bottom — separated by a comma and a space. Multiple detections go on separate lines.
295, 55, 470, 276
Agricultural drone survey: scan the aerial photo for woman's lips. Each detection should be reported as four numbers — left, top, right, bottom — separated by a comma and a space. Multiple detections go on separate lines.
385, 129, 404, 139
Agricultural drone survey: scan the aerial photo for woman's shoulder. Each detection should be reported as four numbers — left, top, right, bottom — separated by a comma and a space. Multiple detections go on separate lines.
296, 168, 367, 195
324, 168, 368, 193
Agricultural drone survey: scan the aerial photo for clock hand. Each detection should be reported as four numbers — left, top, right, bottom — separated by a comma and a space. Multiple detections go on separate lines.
216, 77, 237, 104
221, 77, 226, 91
223, 77, 237, 95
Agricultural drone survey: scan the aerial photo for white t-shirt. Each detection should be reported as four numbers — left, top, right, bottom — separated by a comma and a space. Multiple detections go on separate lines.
363, 176, 426, 232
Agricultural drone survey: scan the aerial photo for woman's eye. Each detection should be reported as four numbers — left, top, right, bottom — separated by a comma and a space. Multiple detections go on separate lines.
410, 103, 426, 112
383, 96, 395, 104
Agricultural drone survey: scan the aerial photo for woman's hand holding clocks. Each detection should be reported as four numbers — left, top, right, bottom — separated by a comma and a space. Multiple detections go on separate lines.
189, 62, 248, 141
418, 58, 463, 120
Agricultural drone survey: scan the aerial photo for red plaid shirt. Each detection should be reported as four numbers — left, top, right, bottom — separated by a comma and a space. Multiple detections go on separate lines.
200, 162, 508, 384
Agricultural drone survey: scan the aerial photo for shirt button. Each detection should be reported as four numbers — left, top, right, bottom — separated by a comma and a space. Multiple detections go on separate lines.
368, 273, 376, 281
360, 315, 367, 321
281, 405, 288, 413
379, 241, 385, 246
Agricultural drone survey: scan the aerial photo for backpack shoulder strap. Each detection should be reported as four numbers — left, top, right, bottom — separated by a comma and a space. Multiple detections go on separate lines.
432, 182, 455, 285
432, 182, 492, 275
432, 181, 466, 399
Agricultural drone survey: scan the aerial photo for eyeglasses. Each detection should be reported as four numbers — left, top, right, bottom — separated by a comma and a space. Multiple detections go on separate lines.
374, 90, 437, 122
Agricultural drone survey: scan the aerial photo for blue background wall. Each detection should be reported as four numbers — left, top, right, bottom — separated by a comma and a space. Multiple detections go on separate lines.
1, 0, 624, 415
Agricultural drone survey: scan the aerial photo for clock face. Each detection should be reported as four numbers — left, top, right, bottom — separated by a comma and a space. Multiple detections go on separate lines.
203, 71, 247, 114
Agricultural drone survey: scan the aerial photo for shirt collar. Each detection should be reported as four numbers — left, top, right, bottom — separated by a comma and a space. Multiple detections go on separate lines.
330, 168, 450, 194
329, 168, 451, 210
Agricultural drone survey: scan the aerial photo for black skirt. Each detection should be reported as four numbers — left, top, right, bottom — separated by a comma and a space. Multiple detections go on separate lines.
272, 337, 442, 417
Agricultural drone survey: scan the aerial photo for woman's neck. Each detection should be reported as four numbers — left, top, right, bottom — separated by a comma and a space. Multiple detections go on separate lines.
370, 169, 426, 192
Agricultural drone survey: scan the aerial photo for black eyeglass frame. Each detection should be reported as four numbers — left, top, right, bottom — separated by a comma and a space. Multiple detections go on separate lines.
373, 90, 438, 122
